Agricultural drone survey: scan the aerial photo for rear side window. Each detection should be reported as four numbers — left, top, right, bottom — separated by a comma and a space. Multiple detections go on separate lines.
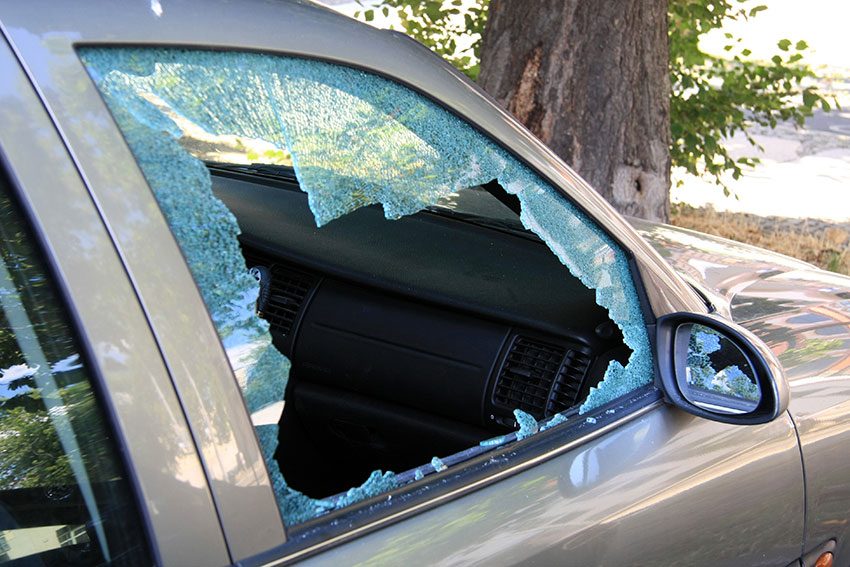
0, 176, 149, 564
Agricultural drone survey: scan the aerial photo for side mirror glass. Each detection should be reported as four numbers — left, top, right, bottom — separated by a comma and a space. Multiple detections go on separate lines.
656, 313, 789, 425
679, 324, 761, 414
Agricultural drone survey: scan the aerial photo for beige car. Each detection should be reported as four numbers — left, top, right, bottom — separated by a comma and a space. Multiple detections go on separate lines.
0, 2, 847, 566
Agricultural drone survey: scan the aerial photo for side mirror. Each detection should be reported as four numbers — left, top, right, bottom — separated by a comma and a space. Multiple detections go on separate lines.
656, 313, 789, 425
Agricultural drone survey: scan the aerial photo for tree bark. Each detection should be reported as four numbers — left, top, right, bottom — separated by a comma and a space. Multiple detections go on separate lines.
478, 0, 671, 222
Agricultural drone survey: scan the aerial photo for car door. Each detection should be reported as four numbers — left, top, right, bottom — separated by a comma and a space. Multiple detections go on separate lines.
1, 2, 806, 565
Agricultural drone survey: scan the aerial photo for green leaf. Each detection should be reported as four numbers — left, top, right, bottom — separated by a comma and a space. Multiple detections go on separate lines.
749, 5, 768, 16
777, 38, 791, 51
795, 40, 808, 50
802, 89, 818, 108
771, 54, 783, 65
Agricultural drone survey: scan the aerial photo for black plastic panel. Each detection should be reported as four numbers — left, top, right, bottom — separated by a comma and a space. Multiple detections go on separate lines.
212, 172, 610, 341
210, 169, 631, 497
489, 333, 593, 421
294, 278, 509, 425
277, 381, 491, 496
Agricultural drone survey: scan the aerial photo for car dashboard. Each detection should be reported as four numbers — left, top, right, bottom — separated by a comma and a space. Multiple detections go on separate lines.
211, 169, 628, 497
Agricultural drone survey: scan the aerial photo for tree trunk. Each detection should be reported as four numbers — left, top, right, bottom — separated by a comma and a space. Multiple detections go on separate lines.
478, 0, 671, 222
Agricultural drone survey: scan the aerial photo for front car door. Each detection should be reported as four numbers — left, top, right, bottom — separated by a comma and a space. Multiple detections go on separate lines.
1, 2, 807, 565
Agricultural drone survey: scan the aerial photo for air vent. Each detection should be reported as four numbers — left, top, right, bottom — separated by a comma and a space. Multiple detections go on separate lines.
493, 335, 591, 419
547, 350, 592, 415
242, 248, 318, 336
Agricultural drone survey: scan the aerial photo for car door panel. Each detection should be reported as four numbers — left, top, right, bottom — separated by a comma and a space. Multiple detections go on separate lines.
0, 3, 811, 565
0, 13, 287, 561
635, 218, 850, 564
731, 272, 850, 562
296, 404, 803, 566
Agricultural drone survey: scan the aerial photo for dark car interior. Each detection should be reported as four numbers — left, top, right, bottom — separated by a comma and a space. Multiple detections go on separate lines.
209, 165, 630, 498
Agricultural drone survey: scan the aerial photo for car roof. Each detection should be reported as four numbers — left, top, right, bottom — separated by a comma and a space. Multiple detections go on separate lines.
5, 0, 491, 123
1, 0, 578, 208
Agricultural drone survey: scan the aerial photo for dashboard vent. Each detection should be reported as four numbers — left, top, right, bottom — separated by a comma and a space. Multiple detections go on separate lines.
493, 335, 591, 419
242, 248, 318, 336
547, 350, 592, 415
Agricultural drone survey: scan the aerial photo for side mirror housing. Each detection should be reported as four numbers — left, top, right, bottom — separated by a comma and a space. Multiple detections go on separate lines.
656, 313, 789, 425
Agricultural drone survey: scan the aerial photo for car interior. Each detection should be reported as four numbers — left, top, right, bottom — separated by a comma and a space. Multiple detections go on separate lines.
208, 164, 631, 498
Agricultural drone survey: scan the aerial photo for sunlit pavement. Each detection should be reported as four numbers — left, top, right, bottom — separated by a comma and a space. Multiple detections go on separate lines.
674, 0, 850, 222
672, 109, 850, 222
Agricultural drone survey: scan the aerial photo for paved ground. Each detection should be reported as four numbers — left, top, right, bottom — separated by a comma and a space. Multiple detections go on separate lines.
671, 66, 850, 223
672, 102, 850, 223
674, 0, 850, 223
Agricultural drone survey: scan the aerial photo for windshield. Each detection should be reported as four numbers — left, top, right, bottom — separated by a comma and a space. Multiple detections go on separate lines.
206, 159, 530, 233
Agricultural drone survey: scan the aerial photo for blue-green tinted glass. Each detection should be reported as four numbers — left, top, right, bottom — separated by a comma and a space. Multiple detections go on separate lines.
0, 178, 149, 564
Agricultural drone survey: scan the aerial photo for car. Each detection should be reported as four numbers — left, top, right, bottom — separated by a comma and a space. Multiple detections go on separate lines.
0, 1, 847, 565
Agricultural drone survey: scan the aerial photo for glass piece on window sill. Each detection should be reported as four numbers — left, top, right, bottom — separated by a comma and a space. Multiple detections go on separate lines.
540, 412, 568, 431
513, 409, 539, 440
479, 434, 510, 448
430, 456, 447, 473
281, 470, 398, 526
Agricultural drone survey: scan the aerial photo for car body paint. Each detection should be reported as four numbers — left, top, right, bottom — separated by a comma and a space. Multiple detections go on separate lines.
0, 1, 845, 565
0, 35, 230, 566
636, 218, 850, 559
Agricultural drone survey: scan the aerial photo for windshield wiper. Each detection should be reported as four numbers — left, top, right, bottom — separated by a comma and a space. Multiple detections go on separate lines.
424, 207, 538, 241
205, 161, 299, 182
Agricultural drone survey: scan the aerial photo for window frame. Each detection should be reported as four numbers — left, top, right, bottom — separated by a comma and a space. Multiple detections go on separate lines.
74, 45, 671, 557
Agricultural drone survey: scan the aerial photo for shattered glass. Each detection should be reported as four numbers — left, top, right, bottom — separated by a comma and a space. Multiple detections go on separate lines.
80, 47, 654, 522
513, 409, 539, 440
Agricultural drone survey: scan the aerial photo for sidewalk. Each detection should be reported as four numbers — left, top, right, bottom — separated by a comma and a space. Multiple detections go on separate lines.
671, 112, 850, 222
676, 0, 850, 222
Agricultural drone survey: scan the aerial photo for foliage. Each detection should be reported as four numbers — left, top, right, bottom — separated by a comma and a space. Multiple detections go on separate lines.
669, 0, 832, 192
0, 405, 71, 488
354, 0, 833, 191
355, 0, 488, 80
687, 326, 759, 402
779, 338, 843, 368
0, 181, 121, 491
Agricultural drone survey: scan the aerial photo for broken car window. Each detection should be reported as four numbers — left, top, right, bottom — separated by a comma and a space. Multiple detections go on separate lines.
80, 48, 654, 525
